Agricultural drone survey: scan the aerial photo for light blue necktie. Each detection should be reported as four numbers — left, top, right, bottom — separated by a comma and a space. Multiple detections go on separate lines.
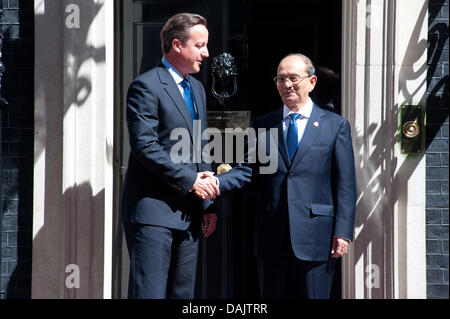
286, 113, 300, 162
181, 79, 198, 120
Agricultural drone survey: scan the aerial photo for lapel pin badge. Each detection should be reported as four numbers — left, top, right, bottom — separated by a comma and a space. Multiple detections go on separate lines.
313, 121, 319, 127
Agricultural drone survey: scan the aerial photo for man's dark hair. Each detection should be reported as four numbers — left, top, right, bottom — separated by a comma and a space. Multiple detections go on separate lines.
160, 13, 207, 54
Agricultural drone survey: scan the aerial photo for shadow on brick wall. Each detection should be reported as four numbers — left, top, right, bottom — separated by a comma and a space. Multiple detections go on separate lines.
426, 0, 449, 300
1, 0, 34, 299
427, 0, 449, 145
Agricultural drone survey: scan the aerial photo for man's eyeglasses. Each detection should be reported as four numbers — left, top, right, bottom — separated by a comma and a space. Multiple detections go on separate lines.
273, 75, 311, 85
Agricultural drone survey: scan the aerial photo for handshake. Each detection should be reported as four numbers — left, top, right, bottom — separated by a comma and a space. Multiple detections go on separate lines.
189, 171, 220, 200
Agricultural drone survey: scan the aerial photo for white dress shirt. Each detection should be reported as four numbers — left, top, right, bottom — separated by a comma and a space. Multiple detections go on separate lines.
282, 98, 313, 144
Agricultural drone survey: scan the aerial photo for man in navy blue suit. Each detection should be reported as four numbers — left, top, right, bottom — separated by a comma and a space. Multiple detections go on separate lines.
218, 53, 356, 299
121, 13, 220, 299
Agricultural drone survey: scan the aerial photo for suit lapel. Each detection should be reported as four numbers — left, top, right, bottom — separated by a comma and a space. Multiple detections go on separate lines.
289, 104, 325, 171
157, 67, 194, 136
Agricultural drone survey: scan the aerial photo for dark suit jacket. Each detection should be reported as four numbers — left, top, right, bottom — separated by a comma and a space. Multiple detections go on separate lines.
218, 104, 357, 262
121, 64, 213, 232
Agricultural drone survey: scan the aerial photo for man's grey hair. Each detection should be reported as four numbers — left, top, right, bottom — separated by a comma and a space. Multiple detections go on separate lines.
281, 53, 316, 76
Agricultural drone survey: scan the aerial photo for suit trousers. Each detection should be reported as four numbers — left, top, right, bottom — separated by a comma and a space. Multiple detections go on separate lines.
124, 222, 199, 299
257, 252, 336, 299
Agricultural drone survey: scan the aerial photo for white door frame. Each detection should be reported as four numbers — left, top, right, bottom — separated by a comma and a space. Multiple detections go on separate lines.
33, 0, 115, 298
341, 0, 428, 299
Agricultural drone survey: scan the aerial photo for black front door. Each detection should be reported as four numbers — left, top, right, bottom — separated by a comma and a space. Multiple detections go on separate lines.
119, 0, 342, 299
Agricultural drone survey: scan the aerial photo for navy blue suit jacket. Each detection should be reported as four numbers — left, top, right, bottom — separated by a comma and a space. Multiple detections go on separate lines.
218, 104, 357, 262
121, 65, 213, 231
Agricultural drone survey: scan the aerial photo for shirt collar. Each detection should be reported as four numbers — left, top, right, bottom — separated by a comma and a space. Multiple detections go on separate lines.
162, 56, 185, 85
283, 98, 314, 120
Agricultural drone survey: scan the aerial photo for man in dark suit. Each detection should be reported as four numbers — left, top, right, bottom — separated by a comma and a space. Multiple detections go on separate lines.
121, 13, 219, 299
218, 53, 356, 299
313, 66, 340, 114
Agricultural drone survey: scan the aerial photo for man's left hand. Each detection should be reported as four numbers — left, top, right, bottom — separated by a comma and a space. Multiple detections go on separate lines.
203, 213, 217, 238
331, 236, 350, 258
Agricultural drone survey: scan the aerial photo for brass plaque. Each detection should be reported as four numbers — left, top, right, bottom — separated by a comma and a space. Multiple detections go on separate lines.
206, 111, 251, 132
